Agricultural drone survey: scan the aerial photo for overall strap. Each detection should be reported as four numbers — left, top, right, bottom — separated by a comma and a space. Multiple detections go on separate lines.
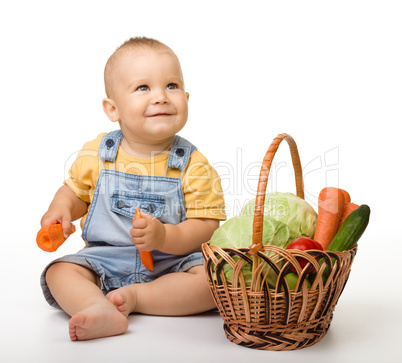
98, 130, 124, 162
99, 131, 196, 171
166, 135, 197, 172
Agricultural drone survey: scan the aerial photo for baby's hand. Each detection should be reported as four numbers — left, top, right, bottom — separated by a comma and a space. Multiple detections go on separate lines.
40, 207, 73, 239
130, 212, 166, 252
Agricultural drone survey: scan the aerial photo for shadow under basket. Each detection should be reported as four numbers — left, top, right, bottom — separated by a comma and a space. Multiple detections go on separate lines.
202, 133, 358, 351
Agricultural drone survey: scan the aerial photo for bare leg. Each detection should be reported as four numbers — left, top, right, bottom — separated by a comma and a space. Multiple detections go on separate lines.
46, 262, 128, 341
106, 265, 215, 317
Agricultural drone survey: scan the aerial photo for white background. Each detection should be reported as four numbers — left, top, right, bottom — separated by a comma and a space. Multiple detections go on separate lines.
1, 1, 401, 362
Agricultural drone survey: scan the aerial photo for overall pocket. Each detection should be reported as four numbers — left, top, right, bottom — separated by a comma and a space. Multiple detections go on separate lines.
111, 190, 166, 219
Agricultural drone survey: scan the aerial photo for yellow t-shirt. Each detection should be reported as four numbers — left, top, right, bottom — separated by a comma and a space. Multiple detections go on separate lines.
65, 133, 226, 229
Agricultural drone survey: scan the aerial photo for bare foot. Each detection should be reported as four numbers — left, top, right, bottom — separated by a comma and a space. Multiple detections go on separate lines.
106, 286, 137, 317
69, 303, 128, 341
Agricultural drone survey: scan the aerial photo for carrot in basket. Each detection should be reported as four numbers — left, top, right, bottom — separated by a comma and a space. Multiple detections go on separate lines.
339, 189, 351, 203
314, 187, 345, 250
338, 202, 359, 228
134, 208, 154, 271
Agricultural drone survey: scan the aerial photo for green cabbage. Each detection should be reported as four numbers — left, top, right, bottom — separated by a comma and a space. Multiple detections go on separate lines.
209, 192, 317, 287
210, 214, 291, 249
210, 214, 290, 286
240, 192, 317, 240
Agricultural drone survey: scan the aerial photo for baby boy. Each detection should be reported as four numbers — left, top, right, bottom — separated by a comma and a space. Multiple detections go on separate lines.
40, 37, 226, 341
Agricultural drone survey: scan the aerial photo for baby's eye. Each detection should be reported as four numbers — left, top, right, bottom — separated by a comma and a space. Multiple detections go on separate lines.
136, 85, 150, 91
166, 83, 178, 90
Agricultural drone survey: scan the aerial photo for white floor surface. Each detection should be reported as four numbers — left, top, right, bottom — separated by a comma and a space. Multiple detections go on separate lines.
1, 229, 401, 363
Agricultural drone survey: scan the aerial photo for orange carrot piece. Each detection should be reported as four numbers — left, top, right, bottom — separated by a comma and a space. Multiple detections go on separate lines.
339, 189, 351, 203
134, 208, 154, 271
140, 251, 154, 271
36, 223, 76, 252
314, 187, 345, 250
338, 202, 359, 227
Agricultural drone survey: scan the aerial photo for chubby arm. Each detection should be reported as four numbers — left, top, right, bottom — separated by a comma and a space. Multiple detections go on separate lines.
130, 215, 219, 255
40, 185, 88, 238
163, 218, 219, 254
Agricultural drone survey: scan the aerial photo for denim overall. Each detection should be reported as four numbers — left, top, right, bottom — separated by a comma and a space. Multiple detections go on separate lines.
41, 130, 203, 309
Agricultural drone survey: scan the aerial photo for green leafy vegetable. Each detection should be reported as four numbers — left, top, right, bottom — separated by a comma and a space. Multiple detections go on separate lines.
240, 192, 317, 240
209, 192, 318, 288
210, 214, 290, 286
210, 214, 290, 250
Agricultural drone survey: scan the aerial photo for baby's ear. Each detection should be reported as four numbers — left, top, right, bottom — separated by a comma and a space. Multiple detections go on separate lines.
102, 98, 120, 122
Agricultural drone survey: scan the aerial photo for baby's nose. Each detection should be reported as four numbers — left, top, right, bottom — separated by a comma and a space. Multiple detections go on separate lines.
152, 89, 168, 104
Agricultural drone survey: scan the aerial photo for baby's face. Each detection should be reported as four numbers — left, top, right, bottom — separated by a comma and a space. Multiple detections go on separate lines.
109, 47, 189, 144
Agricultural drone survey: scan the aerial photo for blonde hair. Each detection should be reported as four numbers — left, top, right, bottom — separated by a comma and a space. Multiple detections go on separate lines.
104, 37, 173, 98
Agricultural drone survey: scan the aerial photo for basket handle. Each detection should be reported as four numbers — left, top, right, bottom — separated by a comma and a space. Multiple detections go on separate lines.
249, 133, 304, 255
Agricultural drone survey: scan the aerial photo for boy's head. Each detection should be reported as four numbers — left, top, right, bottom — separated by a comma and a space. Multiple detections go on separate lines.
104, 37, 180, 98
103, 37, 189, 145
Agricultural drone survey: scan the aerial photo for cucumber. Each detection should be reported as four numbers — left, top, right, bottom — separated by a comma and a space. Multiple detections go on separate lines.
327, 204, 370, 251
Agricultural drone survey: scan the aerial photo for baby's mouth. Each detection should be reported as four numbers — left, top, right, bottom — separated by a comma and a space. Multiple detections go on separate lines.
146, 113, 174, 118
145, 107, 175, 118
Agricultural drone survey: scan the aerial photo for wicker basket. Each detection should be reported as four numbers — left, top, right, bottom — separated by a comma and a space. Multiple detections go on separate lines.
202, 133, 357, 351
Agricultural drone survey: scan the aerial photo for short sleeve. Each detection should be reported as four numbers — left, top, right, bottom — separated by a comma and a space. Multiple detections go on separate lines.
182, 151, 226, 221
63, 134, 105, 204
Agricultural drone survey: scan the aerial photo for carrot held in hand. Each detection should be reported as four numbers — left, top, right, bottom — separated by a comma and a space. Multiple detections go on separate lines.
314, 187, 345, 250
37, 223, 76, 252
134, 208, 154, 271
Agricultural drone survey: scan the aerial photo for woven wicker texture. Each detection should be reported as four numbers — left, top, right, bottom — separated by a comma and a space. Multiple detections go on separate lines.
202, 133, 357, 351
